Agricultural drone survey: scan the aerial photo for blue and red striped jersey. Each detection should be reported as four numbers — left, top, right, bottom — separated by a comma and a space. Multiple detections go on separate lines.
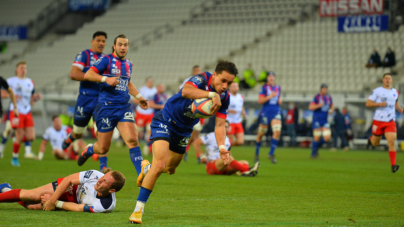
91, 53, 133, 105
162, 72, 230, 129
72, 49, 105, 96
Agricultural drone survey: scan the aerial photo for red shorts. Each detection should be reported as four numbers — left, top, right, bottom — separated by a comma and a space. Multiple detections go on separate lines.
372, 120, 396, 136
228, 122, 244, 135
135, 112, 154, 128
199, 119, 205, 125
52, 177, 78, 203
9, 112, 34, 129
206, 160, 227, 175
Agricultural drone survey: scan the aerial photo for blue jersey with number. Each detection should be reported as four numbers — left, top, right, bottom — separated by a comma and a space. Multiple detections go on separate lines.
259, 83, 281, 113
153, 93, 168, 114
162, 72, 230, 129
90, 54, 132, 105
312, 93, 333, 122
72, 49, 105, 96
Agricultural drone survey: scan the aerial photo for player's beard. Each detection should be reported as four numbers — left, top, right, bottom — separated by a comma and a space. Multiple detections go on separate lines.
115, 50, 126, 59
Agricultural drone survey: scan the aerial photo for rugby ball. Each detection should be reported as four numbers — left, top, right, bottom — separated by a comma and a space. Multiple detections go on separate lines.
192, 98, 214, 119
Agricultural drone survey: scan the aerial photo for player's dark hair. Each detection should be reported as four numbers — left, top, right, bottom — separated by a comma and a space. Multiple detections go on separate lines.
93, 31, 107, 40
52, 115, 59, 121
110, 171, 126, 192
112, 34, 128, 53
193, 65, 200, 69
383, 73, 392, 78
215, 60, 238, 76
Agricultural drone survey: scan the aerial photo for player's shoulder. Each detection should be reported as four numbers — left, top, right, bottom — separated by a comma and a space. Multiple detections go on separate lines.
83, 169, 104, 177
7, 76, 17, 82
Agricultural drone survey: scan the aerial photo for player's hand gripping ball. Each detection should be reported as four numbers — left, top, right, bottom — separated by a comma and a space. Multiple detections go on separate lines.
192, 98, 214, 119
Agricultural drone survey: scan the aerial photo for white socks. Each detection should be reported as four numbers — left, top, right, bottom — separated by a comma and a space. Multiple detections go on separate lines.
38, 152, 44, 161
25, 145, 32, 155
134, 201, 145, 213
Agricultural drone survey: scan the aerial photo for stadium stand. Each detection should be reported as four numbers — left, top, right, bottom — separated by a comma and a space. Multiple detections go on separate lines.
231, 16, 403, 93
0, 0, 54, 25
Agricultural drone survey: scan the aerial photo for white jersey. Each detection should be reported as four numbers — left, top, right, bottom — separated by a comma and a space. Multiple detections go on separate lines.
7, 76, 34, 114
135, 86, 157, 115
76, 170, 116, 213
200, 132, 231, 162
227, 93, 244, 124
179, 76, 192, 90
43, 125, 71, 151
368, 86, 399, 122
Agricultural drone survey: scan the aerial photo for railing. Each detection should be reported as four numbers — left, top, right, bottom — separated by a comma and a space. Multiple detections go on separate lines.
27, 0, 69, 40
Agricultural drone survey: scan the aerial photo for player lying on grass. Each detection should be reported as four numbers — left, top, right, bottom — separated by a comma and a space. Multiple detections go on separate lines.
38, 115, 93, 161
193, 120, 259, 176
0, 169, 125, 213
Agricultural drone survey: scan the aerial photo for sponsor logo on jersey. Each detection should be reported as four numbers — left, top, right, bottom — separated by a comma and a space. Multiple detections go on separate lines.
156, 123, 169, 134
94, 59, 102, 65
178, 137, 190, 147
102, 118, 111, 128
77, 106, 84, 116
124, 112, 134, 120
84, 170, 93, 178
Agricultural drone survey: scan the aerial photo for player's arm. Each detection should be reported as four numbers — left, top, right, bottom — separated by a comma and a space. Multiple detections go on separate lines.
149, 100, 164, 110
258, 94, 273, 104
365, 99, 386, 108
278, 96, 282, 105
182, 84, 221, 114
38, 139, 48, 153
43, 173, 81, 211
129, 81, 148, 110
69, 66, 86, 81
214, 117, 230, 165
242, 106, 246, 118
58, 202, 86, 212
308, 100, 324, 110
395, 101, 403, 113
7, 88, 18, 116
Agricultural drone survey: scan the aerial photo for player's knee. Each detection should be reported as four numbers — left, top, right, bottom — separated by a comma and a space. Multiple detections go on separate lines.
323, 135, 331, 141
126, 136, 139, 148
165, 167, 176, 175
73, 125, 86, 135
258, 126, 268, 134
152, 162, 166, 174
273, 131, 281, 139
98, 146, 109, 154
236, 139, 244, 146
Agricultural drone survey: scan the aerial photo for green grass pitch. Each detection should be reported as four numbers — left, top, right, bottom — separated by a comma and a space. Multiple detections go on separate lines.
0, 139, 403, 226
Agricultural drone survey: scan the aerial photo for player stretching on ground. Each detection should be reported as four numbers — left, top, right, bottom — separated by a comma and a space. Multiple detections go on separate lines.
7, 61, 41, 166
255, 72, 282, 163
0, 170, 125, 213
134, 77, 156, 155
227, 82, 246, 146
308, 84, 333, 158
77, 34, 148, 178
38, 116, 88, 161
129, 60, 238, 224
62, 31, 109, 172
0, 76, 18, 158
366, 73, 402, 173
193, 120, 259, 176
